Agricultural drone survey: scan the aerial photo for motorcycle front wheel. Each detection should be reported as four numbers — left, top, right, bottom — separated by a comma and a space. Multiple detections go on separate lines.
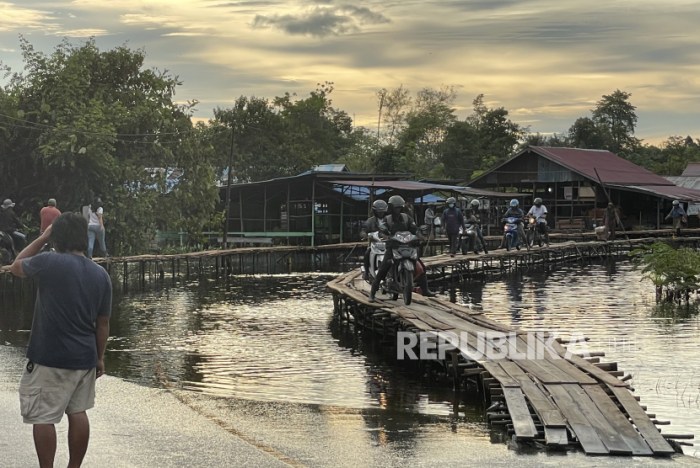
402, 268, 413, 305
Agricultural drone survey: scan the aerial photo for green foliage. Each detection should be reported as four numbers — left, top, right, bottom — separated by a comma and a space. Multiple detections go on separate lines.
209, 82, 354, 181
0, 38, 218, 254
630, 242, 700, 296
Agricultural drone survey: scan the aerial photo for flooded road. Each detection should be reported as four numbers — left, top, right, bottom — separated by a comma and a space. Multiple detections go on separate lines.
1, 260, 699, 465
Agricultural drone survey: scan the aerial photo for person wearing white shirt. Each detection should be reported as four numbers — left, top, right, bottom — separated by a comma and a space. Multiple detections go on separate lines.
526, 198, 549, 246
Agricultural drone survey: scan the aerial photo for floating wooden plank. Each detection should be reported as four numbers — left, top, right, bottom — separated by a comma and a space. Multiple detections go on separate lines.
482, 361, 520, 388
545, 352, 598, 385
503, 387, 539, 439
608, 385, 675, 455
513, 337, 577, 384
562, 384, 632, 455
583, 386, 653, 456
550, 341, 628, 387
499, 361, 567, 429
544, 427, 569, 446
547, 385, 609, 455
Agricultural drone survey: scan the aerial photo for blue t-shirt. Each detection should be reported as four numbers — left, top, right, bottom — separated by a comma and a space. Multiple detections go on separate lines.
22, 252, 112, 369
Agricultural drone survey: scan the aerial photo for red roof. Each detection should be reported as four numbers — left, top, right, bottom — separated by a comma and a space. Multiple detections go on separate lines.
681, 162, 700, 177
531, 147, 673, 186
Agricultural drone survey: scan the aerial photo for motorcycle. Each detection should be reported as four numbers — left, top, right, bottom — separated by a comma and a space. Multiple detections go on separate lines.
460, 222, 478, 254
502, 217, 520, 251
385, 231, 421, 305
526, 214, 548, 247
361, 231, 386, 283
0, 230, 16, 266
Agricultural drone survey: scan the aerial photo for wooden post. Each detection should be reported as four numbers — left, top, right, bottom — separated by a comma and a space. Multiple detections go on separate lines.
311, 179, 316, 247
263, 184, 268, 233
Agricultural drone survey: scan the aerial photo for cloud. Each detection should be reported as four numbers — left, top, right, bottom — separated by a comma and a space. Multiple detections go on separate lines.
0, 1, 57, 32
54, 28, 110, 38
252, 5, 389, 37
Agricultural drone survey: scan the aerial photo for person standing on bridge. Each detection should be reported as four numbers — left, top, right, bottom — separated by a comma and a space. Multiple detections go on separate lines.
441, 197, 463, 257
369, 195, 436, 302
602, 202, 621, 241
39, 198, 61, 234
665, 200, 687, 238
10, 212, 112, 468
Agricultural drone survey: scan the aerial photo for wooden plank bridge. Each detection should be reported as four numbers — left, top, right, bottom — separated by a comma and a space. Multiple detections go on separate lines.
328, 240, 697, 457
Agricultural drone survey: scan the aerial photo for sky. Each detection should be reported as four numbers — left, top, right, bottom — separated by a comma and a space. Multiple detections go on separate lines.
1, 0, 699, 145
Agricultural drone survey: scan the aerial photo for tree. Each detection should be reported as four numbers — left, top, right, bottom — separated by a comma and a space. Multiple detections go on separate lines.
567, 117, 607, 149
0, 38, 218, 254
591, 89, 640, 154
394, 86, 457, 177
440, 94, 523, 180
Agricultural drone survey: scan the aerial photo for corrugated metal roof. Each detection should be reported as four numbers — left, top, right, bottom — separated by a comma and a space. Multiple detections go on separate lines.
680, 163, 700, 177
328, 180, 513, 197
608, 183, 700, 202
666, 176, 700, 191
531, 147, 673, 186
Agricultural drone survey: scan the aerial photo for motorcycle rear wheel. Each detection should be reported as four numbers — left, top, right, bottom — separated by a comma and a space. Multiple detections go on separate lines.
402, 268, 413, 305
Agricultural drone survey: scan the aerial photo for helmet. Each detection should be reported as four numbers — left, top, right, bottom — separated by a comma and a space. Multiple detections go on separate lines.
673, 200, 680, 205
534, 197, 542, 205
372, 199, 388, 217
446, 197, 456, 205
470, 199, 481, 209
509, 199, 519, 207
388, 195, 405, 209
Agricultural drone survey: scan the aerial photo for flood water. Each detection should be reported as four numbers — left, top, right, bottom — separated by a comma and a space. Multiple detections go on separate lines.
1, 260, 699, 464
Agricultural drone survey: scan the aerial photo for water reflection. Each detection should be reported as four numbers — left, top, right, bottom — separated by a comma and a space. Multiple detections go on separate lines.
455, 262, 700, 456
2, 260, 699, 459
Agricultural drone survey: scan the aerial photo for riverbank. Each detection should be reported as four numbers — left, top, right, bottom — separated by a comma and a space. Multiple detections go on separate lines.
2, 342, 700, 467
0, 345, 289, 468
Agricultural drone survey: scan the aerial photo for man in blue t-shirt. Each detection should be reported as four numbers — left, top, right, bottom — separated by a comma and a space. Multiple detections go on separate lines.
11, 212, 112, 468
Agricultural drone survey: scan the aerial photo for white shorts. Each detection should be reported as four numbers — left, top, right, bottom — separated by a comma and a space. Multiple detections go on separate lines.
19, 362, 96, 424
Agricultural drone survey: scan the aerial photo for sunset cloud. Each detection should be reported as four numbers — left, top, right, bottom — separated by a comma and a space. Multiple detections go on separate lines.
0, 0, 698, 144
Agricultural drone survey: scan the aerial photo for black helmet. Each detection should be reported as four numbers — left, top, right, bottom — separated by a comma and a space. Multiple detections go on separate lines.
388, 195, 405, 209
372, 199, 388, 217
446, 197, 456, 205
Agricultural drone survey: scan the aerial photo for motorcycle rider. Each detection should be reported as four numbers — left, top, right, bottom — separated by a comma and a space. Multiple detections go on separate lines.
441, 197, 464, 257
501, 199, 524, 250
0, 199, 28, 255
464, 199, 488, 254
369, 195, 436, 302
361, 199, 388, 281
526, 197, 550, 246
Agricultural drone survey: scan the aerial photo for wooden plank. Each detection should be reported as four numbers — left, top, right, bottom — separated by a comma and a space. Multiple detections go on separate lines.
513, 337, 576, 384
407, 309, 455, 331
411, 304, 494, 335
562, 384, 632, 455
583, 386, 653, 456
499, 361, 567, 428
544, 427, 569, 446
482, 361, 520, 388
551, 340, 628, 387
503, 387, 539, 439
608, 385, 675, 455
516, 335, 597, 384
547, 385, 609, 455
545, 352, 598, 385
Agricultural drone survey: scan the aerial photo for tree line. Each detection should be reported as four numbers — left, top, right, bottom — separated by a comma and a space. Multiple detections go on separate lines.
1, 39, 699, 254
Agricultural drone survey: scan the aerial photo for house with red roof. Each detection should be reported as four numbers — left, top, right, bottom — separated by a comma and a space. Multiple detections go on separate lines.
467, 146, 700, 230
